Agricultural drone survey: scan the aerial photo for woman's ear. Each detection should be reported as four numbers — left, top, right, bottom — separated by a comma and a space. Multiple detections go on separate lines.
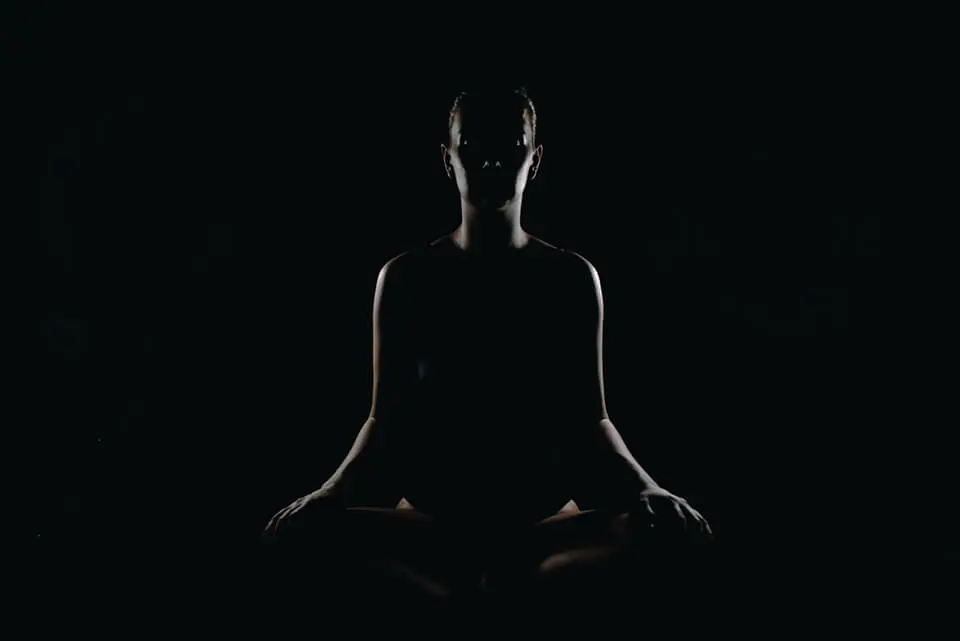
529, 144, 544, 180
440, 144, 453, 179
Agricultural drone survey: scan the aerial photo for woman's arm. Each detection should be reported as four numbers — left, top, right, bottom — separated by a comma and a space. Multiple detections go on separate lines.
559, 253, 662, 511
561, 254, 710, 542
314, 254, 416, 508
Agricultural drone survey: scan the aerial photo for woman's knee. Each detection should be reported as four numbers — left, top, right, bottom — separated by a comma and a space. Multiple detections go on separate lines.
533, 545, 703, 601
266, 505, 457, 589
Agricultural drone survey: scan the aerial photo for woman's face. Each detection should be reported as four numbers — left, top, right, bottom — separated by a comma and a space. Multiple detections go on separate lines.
444, 102, 540, 209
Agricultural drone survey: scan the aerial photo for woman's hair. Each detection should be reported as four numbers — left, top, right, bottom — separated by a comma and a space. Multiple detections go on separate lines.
446, 86, 538, 143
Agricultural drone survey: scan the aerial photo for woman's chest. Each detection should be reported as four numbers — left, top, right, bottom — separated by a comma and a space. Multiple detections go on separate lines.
412, 284, 568, 392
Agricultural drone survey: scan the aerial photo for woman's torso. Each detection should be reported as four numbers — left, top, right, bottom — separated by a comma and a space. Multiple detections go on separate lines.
395, 238, 582, 524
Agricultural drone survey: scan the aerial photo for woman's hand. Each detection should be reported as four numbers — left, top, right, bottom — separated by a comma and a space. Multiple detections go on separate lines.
631, 486, 713, 542
262, 488, 344, 543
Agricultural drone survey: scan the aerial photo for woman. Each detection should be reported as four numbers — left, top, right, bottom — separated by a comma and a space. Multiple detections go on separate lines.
262, 87, 712, 609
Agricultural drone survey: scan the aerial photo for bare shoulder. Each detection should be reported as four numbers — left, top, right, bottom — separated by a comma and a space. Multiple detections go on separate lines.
526, 235, 603, 298
373, 240, 449, 311
375, 250, 409, 293
373, 249, 426, 317
376, 244, 433, 288
562, 249, 603, 292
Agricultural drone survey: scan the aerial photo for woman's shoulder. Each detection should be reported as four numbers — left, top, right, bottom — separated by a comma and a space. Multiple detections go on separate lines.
374, 237, 454, 296
525, 236, 598, 282
383, 232, 597, 284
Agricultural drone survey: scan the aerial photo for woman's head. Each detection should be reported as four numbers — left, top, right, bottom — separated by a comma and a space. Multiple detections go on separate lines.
441, 87, 543, 210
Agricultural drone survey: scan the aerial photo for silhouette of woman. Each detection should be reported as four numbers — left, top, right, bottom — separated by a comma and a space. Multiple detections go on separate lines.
262, 87, 712, 609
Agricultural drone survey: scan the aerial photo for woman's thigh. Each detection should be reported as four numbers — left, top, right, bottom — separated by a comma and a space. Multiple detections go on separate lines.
267, 505, 466, 604
525, 509, 715, 604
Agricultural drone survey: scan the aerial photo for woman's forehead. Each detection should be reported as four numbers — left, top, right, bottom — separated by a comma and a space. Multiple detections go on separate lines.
453, 106, 532, 133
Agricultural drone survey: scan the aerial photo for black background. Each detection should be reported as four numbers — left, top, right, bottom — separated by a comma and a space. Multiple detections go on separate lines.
15, 4, 948, 621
